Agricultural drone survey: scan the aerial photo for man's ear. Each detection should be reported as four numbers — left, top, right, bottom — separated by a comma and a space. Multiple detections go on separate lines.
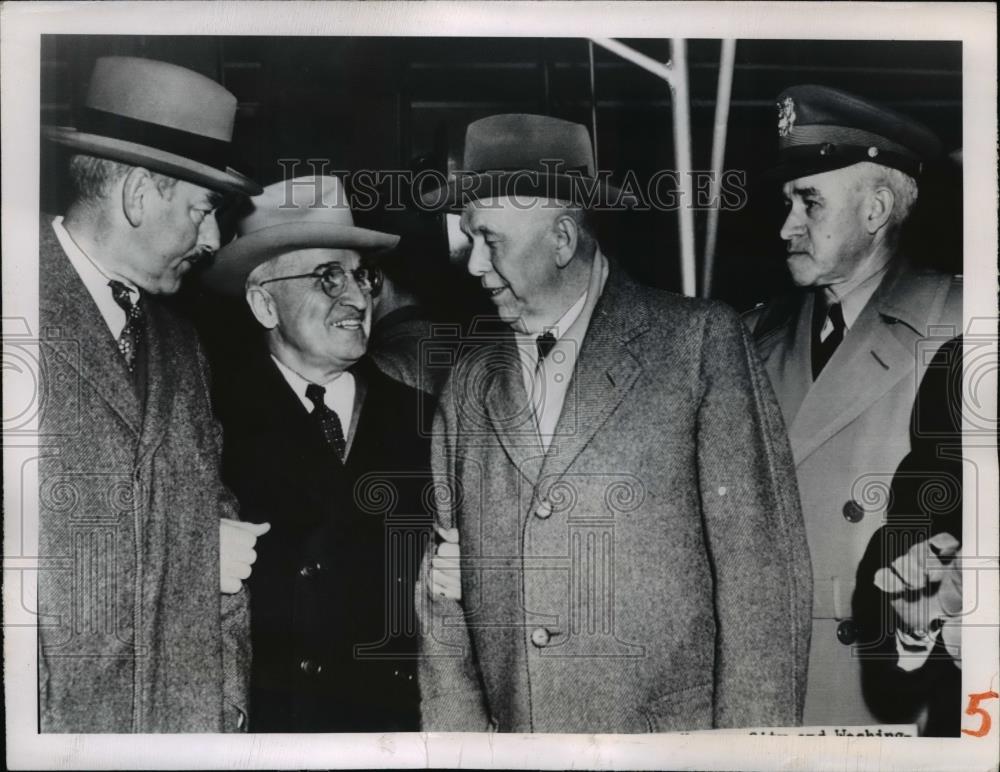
865, 186, 895, 235
552, 212, 579, 268
121, 167, 153, 227
246, 286, 279, 330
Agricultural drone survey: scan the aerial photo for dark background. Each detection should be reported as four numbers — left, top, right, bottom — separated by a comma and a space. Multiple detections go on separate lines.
40, 35, 963, 319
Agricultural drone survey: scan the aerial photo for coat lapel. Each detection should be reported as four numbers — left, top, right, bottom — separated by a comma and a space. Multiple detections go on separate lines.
788, 262, 951, 465
536, 265, 645, 492
482, 336, 546, 482
758, 294, 814, 430
39, 221, 142, 433
135, 299, 178, 463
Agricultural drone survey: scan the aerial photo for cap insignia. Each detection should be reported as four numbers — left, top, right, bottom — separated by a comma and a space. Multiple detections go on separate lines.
777, 96, 797, 137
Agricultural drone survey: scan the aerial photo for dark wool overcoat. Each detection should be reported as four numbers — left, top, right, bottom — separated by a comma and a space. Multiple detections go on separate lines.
37, 218, 250, 732
418, 262, 813, 733
211, 353, 434, 732
746, 259, 962, 727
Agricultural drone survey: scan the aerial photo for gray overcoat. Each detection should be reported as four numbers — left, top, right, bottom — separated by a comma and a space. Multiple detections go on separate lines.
746, 260, 962, 726
418, 262, 813, 733
37, 218, 250, 732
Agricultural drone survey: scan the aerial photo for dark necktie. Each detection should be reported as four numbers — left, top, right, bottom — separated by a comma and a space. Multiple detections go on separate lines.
812, 298, 846, 379
108, 280, 144, 373
536, 331, 557, 366
305, 383, 347, 461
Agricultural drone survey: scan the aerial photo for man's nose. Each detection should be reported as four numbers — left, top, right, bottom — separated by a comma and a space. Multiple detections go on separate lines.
199, 214, 221, 252
467, 242, 490, 277
779, 209, 803, 242
338, 272, 369, 310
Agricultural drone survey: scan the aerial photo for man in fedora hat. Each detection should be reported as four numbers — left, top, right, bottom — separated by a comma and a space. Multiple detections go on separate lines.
38, 56, 264, 732
745, 85, 962, 731
415, 113, 812, 733
202, 175, 434, 732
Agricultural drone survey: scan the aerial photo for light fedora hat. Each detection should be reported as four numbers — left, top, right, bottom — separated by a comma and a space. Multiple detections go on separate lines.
420, 113, 623, 212
44, 56, 261, 196
202, 175, 400, 295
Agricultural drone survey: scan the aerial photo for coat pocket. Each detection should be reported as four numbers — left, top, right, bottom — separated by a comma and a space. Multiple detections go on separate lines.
641, 681, 714, 733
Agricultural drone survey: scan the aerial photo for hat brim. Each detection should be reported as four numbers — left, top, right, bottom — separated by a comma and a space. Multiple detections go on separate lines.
203, 221, 400, 295
44, 125, 262, 196
420, 172, 626, 212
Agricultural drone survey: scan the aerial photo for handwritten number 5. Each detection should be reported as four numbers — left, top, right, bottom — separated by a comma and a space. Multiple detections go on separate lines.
962, 691, 999, 737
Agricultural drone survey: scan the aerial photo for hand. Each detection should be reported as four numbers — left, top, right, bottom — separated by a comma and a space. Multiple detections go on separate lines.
220, 519, 271, 594
874, 532, 961, 663
431, 525, 461, 601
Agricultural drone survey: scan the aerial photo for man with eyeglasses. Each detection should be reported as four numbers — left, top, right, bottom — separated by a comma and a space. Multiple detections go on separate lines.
202, 175, 435, 732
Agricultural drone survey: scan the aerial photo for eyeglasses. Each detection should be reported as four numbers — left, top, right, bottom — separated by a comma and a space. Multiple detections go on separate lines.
258, 262, 383, 299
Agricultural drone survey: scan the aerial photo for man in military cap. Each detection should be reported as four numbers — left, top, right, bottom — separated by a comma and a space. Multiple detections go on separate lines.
746, 84, 962, 731
39, 56, 264, 732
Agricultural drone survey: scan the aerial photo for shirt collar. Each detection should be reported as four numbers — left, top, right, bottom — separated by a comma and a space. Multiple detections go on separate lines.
51, 216, 139, 295
270, 354, 354, 416
50, 216, 138, 339
823, 264, 888, 330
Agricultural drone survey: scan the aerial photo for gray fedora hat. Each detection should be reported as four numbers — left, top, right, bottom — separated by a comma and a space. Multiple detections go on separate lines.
202, 176, 400, 295
43, 56, 261, 196
419, 114, 623, 211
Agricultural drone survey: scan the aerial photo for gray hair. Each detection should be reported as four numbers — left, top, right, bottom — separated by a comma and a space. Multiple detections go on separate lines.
68, 153, 179, 206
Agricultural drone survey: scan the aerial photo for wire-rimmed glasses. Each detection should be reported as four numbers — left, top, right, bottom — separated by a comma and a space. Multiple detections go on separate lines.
258, 261, 383, 299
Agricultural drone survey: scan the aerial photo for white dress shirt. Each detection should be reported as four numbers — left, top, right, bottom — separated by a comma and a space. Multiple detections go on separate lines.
51, 215, 139, 340
514, 249, 609, 452
271, 355, 356, 435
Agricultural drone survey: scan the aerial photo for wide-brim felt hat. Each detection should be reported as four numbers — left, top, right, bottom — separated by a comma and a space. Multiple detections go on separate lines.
420, 114, 624, 212
43, 56, 261, 196
203, 175, 400, 295
765, 84, 942, 183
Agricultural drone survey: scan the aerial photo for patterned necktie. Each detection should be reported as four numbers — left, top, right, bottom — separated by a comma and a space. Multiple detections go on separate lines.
108, 280, 144, 372
536, 331, 557, 369
812, 299, 846, 379
305, 383, 347, 461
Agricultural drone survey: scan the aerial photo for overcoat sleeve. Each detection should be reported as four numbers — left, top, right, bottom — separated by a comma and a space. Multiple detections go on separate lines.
195, 340, 252, 732
695, 305, 813, 727
415, 376, 491, 731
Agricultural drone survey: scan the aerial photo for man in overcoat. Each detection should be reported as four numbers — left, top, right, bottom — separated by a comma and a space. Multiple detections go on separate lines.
38, 56, 263, 731
202, 175, 434, 732
745, 85, 963, 729
415, 114, 813, 733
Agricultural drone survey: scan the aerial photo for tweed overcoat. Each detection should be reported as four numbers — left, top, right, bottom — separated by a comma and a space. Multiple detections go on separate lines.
37, 218, 251, 732
746, 260, 962, 726
417, 262, 813, 733
211, 353, 433, 732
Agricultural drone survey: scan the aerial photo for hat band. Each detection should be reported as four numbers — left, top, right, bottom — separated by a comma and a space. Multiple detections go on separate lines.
780, 124, 915, 158
77, 107, 234, 172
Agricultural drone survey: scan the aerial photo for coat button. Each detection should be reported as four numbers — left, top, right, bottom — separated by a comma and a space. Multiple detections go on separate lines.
299, 562, 323, 578
836, 619, 859, 645
530, 627, 551, 647
299, 658, 323, 676
534, 499, 552, 519
842, 500, 865, 523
